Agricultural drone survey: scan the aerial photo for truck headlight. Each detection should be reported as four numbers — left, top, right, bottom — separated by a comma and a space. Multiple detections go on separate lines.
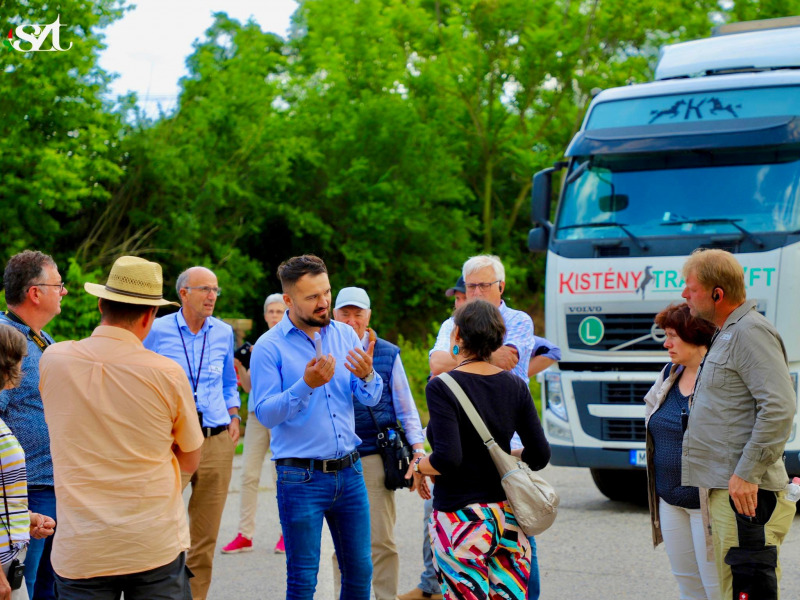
545, 372, 567, 422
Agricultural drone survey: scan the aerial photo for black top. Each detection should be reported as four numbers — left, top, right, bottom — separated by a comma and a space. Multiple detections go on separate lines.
650, 380, 700, 509
426, 370, 551, 512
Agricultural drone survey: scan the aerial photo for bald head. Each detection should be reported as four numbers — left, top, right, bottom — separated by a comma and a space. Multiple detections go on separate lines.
177, 266, 220, 326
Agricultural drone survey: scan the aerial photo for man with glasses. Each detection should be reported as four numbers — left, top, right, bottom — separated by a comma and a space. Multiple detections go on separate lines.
0, 250, 65, 599
144, 266, 240, 600
429, 255, 534, 380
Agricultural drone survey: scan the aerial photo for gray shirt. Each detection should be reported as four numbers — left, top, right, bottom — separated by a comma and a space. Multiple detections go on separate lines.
682, 300, 795, 491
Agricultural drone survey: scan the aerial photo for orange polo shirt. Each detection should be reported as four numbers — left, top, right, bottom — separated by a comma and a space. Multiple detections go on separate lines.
40, 325, 204, 579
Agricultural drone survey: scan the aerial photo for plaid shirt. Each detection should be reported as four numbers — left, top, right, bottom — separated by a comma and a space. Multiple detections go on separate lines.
0, 313, 55, 486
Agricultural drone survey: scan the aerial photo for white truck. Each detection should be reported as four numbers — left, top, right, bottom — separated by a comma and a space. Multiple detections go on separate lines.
528, 18, 800, 503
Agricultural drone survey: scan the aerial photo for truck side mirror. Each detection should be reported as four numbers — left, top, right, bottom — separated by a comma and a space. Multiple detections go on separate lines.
531, 168, 554, 227
528, 226, 548, 252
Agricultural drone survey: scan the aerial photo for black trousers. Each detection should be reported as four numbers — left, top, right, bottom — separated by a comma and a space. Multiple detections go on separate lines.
55, 552, 192, 600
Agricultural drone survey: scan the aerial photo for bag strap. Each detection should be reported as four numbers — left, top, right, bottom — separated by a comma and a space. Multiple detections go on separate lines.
438, 372, 494, 445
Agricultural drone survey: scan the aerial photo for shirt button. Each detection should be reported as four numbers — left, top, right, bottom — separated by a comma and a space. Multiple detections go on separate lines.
338, 435, 342, 438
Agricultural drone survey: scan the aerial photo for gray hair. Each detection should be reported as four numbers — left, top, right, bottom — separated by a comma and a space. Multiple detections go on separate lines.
264, 293, 286, 313
462, 255, 505, 282
175, 269, 191, 296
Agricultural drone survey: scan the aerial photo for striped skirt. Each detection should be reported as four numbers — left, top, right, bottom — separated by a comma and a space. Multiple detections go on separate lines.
429, 501, 530, 600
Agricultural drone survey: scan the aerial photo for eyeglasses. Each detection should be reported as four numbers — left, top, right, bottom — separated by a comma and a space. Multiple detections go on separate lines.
465, 280, 501, 291
29, 282, 66, 292
183, 286, 222, 297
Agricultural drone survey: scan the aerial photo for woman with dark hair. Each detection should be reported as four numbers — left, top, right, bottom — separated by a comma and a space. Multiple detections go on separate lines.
0, 325, 55, 599
413, 300, 550, 600
645, 303, 719, 600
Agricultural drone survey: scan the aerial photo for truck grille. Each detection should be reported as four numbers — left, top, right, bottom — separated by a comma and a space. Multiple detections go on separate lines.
572, 381, 652, 442
567, 312, 663, 352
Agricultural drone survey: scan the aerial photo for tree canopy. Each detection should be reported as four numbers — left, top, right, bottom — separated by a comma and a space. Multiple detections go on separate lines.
1, 0, 798, 341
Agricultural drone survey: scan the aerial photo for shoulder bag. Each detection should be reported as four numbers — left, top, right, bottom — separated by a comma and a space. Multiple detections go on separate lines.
367, 408, 413, 491
438, 372, 559, 537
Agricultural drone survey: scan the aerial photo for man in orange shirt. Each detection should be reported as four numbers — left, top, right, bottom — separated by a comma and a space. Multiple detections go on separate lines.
39, 256, 204, 599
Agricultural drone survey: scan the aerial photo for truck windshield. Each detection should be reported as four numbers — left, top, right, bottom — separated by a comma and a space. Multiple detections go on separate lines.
555, 154, 800, 241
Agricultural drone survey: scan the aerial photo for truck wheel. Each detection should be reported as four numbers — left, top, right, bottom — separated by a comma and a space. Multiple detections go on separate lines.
590, 468, 648, 506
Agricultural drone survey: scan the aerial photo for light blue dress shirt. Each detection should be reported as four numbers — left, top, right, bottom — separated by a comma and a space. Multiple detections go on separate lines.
144, 310, 240, 427
250, 314, 383, 461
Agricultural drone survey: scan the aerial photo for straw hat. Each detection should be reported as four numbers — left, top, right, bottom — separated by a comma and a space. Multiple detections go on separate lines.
84, 256, 179, 307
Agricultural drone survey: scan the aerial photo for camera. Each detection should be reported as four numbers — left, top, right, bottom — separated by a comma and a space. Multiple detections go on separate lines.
235, 341, 253, 370
8, 558, 24, 590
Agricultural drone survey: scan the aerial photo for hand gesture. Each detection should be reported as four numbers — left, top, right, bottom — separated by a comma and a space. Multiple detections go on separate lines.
303, 354, 336, 388
346, 330, 375, 379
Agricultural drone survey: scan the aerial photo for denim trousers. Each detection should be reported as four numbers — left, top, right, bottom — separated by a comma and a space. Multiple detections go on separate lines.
25, 485, 57, 600
418, 497, 440, 594
276, 458, 372, 600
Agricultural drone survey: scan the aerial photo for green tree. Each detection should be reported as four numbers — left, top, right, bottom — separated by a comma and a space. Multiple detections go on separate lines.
0, 1, 127, 262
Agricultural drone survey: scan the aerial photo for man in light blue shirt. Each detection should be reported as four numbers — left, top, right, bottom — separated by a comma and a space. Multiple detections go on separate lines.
250, 255, 382, 600
143, 266, 240, 600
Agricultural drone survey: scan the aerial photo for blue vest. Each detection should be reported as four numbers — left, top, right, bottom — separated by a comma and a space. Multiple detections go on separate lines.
354, 337, 399, 455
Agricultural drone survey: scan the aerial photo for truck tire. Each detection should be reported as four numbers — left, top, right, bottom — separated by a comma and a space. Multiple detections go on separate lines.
590, 468, 648, 506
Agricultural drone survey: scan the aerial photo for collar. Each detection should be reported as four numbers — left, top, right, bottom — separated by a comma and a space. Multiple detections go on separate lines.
277, 310, 332, 339
721, 300, 757, 331
498, 300, 510, 316
91, 325, 144, 346
177, 308, 212, 334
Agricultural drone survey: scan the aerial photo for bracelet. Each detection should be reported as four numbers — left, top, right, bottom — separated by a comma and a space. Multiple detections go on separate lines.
412, 449, 426, 455
230, 414, 242, 421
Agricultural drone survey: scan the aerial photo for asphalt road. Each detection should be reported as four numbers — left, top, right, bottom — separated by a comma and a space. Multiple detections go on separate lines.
205, 456, 800, 599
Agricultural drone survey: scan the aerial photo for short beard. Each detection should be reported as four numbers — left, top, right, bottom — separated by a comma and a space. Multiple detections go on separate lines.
300, 310, 330, 328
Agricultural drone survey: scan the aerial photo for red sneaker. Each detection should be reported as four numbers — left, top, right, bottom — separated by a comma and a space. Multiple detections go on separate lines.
221, 533, 253, 554
273, 535, 285, 554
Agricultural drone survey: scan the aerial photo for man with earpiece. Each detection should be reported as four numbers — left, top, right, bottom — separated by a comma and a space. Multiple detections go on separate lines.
681, 248, 795, 600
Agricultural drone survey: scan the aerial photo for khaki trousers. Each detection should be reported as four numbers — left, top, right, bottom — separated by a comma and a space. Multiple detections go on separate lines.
709, 487, 795, 600
181, 432, 235, 600
238, 415, 276, 539
333, 453, 398, 600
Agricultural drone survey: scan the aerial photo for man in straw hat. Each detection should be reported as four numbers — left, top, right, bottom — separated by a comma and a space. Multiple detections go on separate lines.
39, 256, 203, 599
144, 265, 241, 600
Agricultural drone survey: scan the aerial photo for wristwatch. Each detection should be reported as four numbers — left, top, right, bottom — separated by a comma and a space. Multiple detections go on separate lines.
361, 369, 375, 383
413, 456, 423, 473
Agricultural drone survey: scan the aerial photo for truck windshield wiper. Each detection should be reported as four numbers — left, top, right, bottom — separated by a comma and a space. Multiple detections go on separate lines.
660, 218, 764, 248
559, 222, 648, 251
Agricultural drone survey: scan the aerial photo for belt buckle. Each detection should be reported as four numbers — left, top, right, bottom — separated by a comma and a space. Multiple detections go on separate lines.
322, 459, 334, 473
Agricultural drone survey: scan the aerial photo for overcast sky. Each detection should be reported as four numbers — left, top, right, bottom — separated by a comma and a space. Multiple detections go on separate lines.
98, 1, 297, 116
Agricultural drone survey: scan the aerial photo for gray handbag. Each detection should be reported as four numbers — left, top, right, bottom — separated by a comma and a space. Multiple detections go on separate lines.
439, 372, 559, 537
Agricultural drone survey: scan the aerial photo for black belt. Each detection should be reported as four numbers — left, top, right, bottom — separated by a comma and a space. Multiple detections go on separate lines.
202, 425, 228, 438
276, 450, 360, 473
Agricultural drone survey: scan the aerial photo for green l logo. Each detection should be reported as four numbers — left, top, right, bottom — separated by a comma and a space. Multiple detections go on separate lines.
578, 316, 604, 346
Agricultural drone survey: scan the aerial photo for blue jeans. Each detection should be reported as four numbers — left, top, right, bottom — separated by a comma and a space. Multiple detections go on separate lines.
528, 536, 540, 600
25, 486, 57, 600
276, 458, 372, 600
419, 497, 440, 595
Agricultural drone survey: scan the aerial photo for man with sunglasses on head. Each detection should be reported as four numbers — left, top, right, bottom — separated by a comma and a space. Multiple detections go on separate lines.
0, 250, 66, 600
144, 266, 241, 600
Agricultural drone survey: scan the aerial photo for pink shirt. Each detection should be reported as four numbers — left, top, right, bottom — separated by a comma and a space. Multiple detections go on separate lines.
40, 325, 203, 579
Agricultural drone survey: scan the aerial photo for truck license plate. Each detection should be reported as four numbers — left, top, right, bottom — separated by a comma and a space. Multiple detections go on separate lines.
629, 449, 647, 467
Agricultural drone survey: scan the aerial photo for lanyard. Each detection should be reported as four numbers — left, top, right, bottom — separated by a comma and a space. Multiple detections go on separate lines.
176, 314, 207, 403
3, 311, 50, 352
